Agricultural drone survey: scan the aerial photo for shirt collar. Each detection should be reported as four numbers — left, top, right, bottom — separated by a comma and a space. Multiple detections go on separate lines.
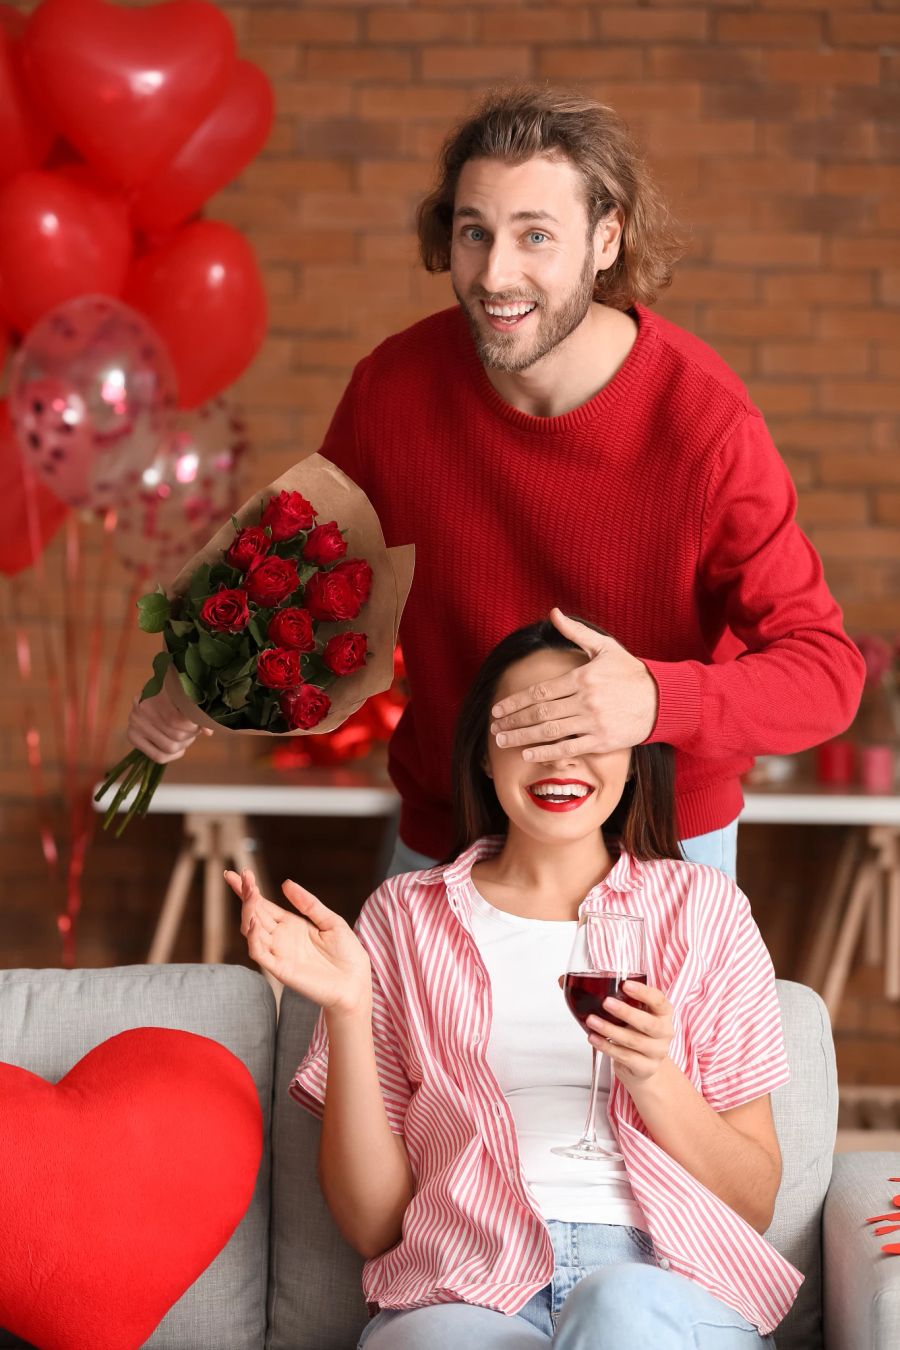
442, 837, 645, 913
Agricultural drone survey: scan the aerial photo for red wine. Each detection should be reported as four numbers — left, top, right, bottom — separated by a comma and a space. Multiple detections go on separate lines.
564, 971, 648, 1030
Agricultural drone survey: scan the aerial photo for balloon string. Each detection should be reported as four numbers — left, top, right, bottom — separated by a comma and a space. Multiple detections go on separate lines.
59, 513, 83, 967
10, 594, 60, 873
19, 449, 66, 768
81, 509, 116, 783
90, 563, 147, 785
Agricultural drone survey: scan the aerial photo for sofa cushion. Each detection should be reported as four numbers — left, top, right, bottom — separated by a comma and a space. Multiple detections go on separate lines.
767, 980, 837, 1350
268, 989, 366, 1350
0, 964, 275, 1350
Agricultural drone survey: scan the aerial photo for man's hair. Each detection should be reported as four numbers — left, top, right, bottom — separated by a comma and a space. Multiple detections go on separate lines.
416, 84, 684, 310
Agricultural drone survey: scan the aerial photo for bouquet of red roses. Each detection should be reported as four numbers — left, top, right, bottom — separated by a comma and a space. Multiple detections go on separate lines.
95, 454, 413, 832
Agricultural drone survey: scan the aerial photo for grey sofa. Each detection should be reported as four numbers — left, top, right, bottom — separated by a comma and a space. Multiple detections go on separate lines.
0, 965, 897, 1350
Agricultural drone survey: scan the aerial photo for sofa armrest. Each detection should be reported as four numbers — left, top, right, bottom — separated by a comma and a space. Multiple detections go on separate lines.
823, 1151, 900, 1350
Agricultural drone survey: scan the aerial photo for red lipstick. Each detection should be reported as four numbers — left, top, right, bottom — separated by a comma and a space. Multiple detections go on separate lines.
526, 778, 595, 813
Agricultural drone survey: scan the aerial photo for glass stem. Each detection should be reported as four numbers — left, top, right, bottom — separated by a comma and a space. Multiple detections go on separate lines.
581, 1048, 602, 1144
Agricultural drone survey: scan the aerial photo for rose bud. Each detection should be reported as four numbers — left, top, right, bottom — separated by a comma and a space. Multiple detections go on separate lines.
199, 588, 250, 634
332, 557, 373, 605
267, 606, 315, 651
260, 489, 316, 542
256, 647, 302, 690
225, 525, 270, 572
303, 520, 347, 566
245, 556, 300, 608
323, 631, 368, 677
305, 570, 362, 622
280, 683, 332, 730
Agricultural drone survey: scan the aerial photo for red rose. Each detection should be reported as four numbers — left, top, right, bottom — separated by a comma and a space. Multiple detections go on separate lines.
199, 587, 250, 634
225, 526, 270, 572
332, 558, 373, 605
260, 490, 316, 542
279, 683, 332, 730
303, 521, 347, 565
267, 606, 315, 651
323, 631, 368, 677
245, 556, 300, 607
256, 647, 302, 690
304, 569, 362, 622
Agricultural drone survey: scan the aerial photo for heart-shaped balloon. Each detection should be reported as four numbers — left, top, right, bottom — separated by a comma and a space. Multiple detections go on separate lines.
132, 59, 275, 235
0, 398, 68, 577
125, 219, 267, 408
0, 15, 54, 183
0, 1027, 263, 1350
0, 169, 133, 333
22, 0, 237, 190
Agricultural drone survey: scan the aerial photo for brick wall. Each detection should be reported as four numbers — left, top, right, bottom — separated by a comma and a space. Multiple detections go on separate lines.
1, 0, 897, 834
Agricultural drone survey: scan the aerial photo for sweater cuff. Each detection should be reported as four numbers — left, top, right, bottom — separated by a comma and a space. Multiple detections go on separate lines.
641, 659, 703, 747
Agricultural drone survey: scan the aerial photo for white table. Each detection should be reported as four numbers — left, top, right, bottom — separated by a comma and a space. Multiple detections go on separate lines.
99, 761, 900, 1018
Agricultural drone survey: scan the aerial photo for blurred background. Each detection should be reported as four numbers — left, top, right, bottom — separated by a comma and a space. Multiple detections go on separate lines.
0, 0, 898, 1121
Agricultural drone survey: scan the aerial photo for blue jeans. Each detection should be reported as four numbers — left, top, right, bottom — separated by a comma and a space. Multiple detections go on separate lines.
358, 1221, 774, 1347
385, 821, 739, 883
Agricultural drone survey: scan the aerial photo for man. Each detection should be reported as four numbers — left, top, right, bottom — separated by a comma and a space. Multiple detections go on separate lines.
129, 86, 864, 881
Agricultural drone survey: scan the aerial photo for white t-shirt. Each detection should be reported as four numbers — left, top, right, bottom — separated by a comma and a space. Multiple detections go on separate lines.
467, 882, 647, 1228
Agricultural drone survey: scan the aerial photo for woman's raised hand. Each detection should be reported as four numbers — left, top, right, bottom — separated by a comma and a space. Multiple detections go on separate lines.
224, 868, 371, 1015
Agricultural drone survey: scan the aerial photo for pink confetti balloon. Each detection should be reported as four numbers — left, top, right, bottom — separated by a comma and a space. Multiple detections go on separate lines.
113, 394, 249, 581
8, 294, 177, 511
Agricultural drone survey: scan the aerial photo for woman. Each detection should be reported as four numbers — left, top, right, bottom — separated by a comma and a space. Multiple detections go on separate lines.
225, 618, 800, 1348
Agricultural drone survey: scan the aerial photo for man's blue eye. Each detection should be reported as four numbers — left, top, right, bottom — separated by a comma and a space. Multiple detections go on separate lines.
528, 232, 547, 244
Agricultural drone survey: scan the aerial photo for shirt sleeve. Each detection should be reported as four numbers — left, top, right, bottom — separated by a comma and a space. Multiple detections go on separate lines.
686, 875, 790, 1113
315, 357, 371, 494
289, 882, 413, 1133
642, 409, 864, 756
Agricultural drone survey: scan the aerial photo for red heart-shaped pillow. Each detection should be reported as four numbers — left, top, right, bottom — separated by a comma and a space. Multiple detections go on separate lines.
0, 1027, 263, 1350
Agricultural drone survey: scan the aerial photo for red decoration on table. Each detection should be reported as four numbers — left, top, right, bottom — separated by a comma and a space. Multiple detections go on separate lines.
814, 738, 855, 786
0, 1027, 263, 1350
864, 1180, 900, 1256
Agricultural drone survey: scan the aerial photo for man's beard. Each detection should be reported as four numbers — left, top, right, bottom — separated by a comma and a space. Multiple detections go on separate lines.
454, 250, 597, 374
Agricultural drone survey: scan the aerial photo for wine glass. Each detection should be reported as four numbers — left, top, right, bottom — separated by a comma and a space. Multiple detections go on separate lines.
551, 911, 647, 1162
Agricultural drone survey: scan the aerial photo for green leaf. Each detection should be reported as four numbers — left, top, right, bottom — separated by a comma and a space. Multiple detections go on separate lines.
178, 670, 204, 705
139, 650, 173, 700
218, 652, 256, 686
137, 591, 171, 633
248, 613, 270, 647
184, 643, 207, 687
209, 561, 240, 588
169, 620, 193, 638
189, 564, 212, 600
197, 628, 234, 668
223, 676, 252, 711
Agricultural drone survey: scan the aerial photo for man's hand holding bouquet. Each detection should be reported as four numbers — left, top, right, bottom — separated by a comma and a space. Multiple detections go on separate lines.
96, 455, 413, 832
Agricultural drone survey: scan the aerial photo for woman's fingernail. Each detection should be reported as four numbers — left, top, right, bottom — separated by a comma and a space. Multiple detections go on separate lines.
495, 733, 507, 747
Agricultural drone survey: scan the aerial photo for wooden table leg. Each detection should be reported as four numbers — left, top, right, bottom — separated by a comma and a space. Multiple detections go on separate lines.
147, 828, 201, 964
821, 858, 880, 1020
220, 813, 282, 1007
800, 829, 861, 992
885, 833, 900, 1001
201, 815, 227, 965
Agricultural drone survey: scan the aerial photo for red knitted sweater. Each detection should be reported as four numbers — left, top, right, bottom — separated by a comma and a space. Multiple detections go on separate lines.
320, 304, 864, 859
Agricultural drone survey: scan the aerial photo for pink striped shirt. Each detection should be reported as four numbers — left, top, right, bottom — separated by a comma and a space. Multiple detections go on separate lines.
290, 839, 802, 1335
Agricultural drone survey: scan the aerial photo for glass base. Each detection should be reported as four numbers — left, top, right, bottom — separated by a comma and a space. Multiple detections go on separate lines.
550, 1139, 623, 1162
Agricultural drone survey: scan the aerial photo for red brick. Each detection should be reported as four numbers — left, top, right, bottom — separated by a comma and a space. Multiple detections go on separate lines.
756, 195, 872, 235
760, 341, 870, 377
820, 166, 900, 195
830, 13, 900, 45
367, 8, 477, 41
358, 85, 473, 120
877, 349, 900, 379
820, 453, 900, 487
273, 81, 353, 118
704, 306, 812, 339
764, 49, 881, 86
421, 44, 532, 81
305, 47, 413, 82
746, 381, 816, 415
712, 231, 822, 267
762, 121, 879, 164
598, 9, 709, 41
824, 237, 900, 270
299, 190, 413, 230
769, 418, 877, 451
761, 272, 873, 305
702, 83, 822, 121
705, 159, 817, 196
716, 12, 823, 44
537, 47, 644, 80
252, 228, 357, 265
640, 117, 757, 157
243, 159, 352, 193
874, 493, 900, 527
298, 118, 409, 160
875, 200, 900, 232
806, 526, 900, 560
480, 6, 592, 42
670, 267, 758, 302
841, 597, 900, 633
647, 45, 762, 81
247, 9, 361, 44
822, 380, 900, 413
582, 81, 702, 119
796, 490, 869, 526
817, 308, 900, 343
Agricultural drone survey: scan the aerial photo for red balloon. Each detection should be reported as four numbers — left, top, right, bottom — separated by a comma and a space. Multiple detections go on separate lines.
0, 20, 54, 183
132, 60, 274, 235
125, 220, 266, 409
0, 398, 68, 576
22, 0, 236, 190
0, 169, 132, 333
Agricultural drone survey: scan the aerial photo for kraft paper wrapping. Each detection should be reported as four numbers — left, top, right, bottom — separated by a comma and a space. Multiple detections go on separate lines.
163, 453, 414, 736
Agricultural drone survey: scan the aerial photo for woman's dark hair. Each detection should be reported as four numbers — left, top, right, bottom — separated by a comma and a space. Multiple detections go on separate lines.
417, 84, 685, 311
449, 618, 680, 863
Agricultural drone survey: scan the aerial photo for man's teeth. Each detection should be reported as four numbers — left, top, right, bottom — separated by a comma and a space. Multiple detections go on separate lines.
530, 783, 590, 799
484, 301, 536, 318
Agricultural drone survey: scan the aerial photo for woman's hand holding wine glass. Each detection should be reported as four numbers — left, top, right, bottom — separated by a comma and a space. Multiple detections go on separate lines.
224, 868, 372, 1017
585, 980, 675, 1089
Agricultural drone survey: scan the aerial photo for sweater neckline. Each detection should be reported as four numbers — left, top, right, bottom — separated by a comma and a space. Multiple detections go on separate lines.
456, 301, 658, 434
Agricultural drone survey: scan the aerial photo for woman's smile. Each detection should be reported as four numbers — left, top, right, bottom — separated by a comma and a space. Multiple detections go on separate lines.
526, 777, 595, 812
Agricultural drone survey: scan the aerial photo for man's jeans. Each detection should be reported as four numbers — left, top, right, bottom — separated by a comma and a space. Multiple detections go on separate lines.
358, 1220, 774, 1348
385, 820, 739, 883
